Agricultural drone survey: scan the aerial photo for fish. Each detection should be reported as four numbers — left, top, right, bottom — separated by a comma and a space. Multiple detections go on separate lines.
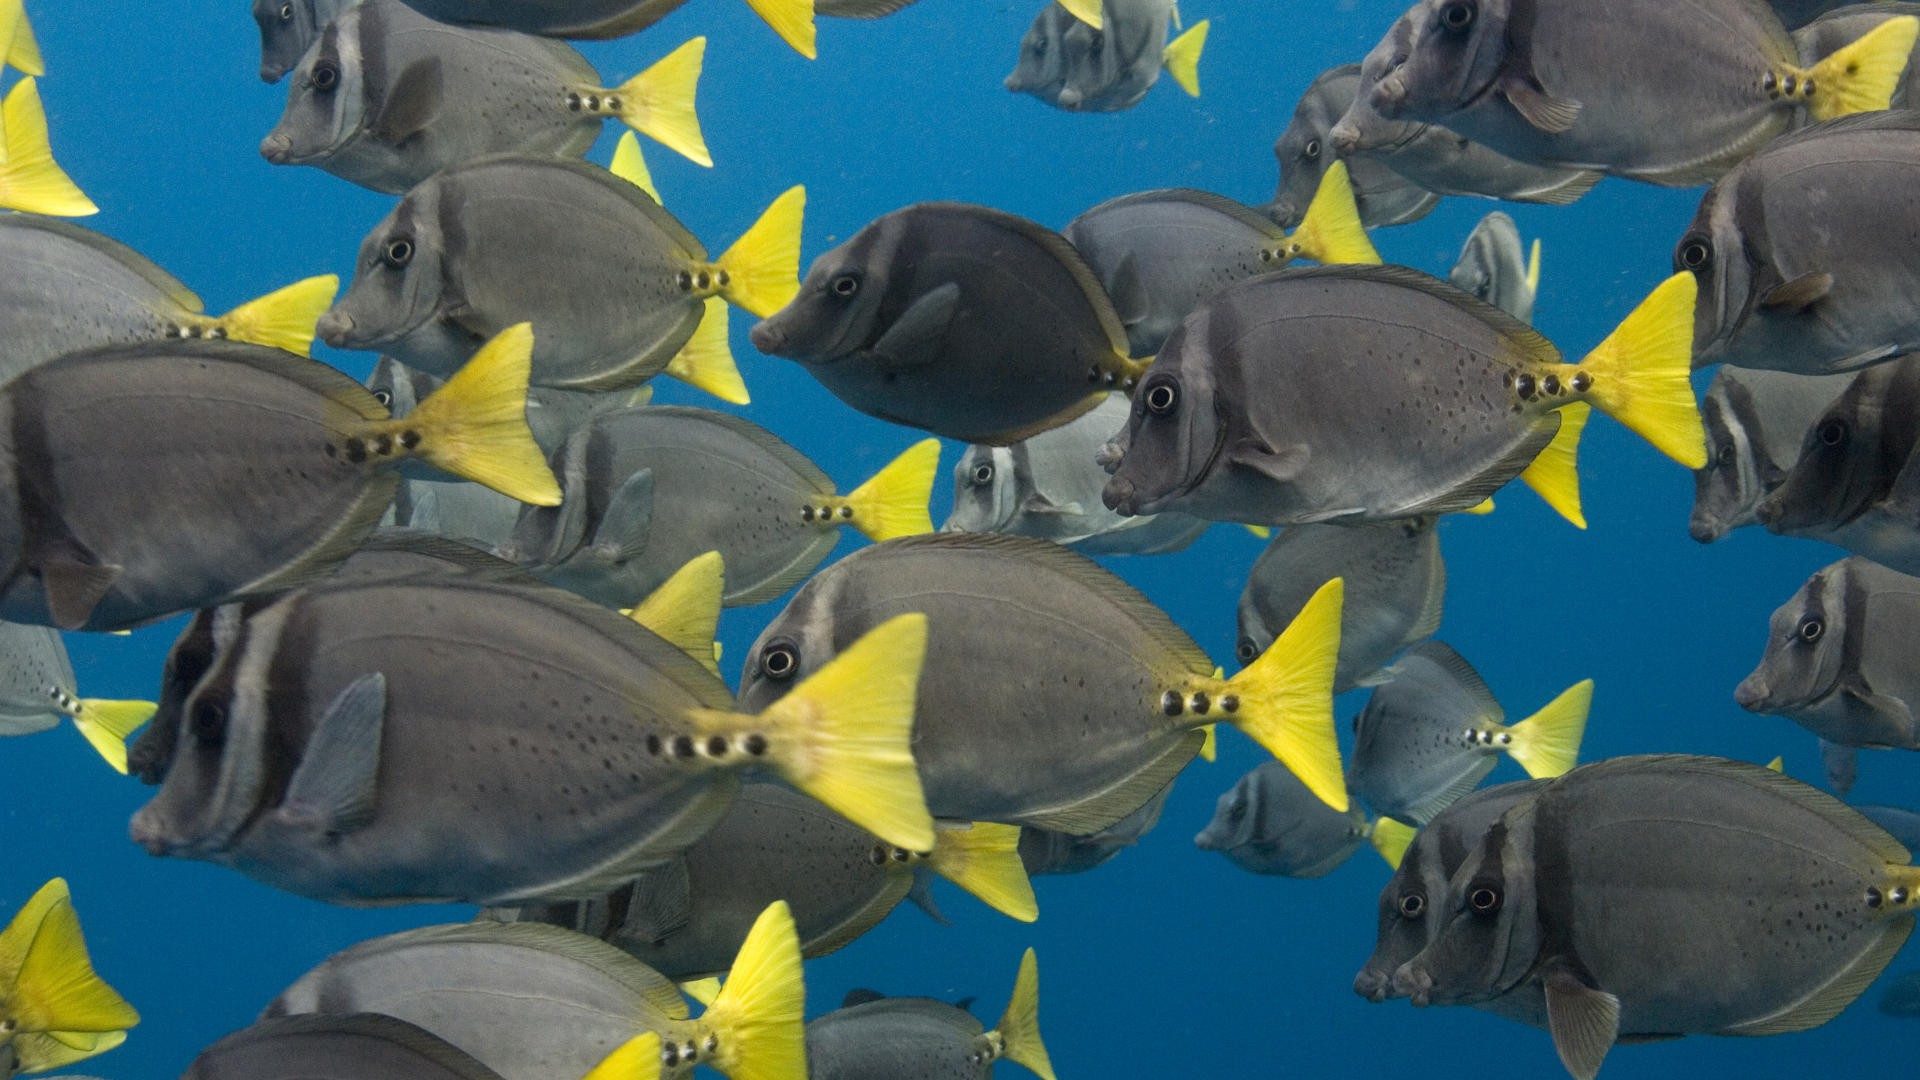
1267, 64, 1441, 229
0, 326, 557, 632
0, 215, 336, 384
392, 0, 819, 58
1, 0, 43, 78
1796, 4, 1920, 107
1396, 755, 1920, 1080
1194, 762, 1415, 878
490, 784, 1036, 979
803, 949, 1056, 1080
183, 1014, 509, 1080
320, 155, 801, 392
1447, 212, 1538, 323
1345, 0, 1916, 186
1883, 971, 1920, 1017
1348, 641, 1592, 825
0, 622, 154, 773
1690, 367, 1850, 542
0, 80, 94, 216
1100, 265, 1702, 528
1004, 0, 1208, 112
1019, 782, 1169, 876
1860, 804, 1920, 850
1061, 167, 1380, 356
254, 0, 358, 82
0, 879, 139, 1076
941, 394, 1209, 556
267, 903, 806, 1080
1734, 556, 1920, 750
1777, 0, 1875, 29
1236, 519, 1445, 695
1680, 112, 1920, 374
127, 571, 935, 905
503, 404, 937, 609
737, 533, 1350, 819
748, 201, 1143, 446
262, 1, 710, 195
1001, 1, 1097, 107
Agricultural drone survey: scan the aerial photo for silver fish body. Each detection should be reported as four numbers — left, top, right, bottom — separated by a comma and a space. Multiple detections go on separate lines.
1194, 762, 1367, 877
1019, 782, 1169, 876
1691, 367, 1850, 542
1348, 642, 1516, 825
184, 1014, 509, 1080
1006, 0, 1175, 113
0, 622, 74, 739
255, 0, 361, 82
1860, 804, 1920, 850
1447, 212, 1534, 323
804, 997, 998, 1080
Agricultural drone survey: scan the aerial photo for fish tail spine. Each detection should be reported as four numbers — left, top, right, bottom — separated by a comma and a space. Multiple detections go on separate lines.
1504, 679, 1593, 779
699, 901, 806, 1080
1162, 19, 1209, 97
836, 438, 940, 541
1567, 272, 1705, 468
393, 323, 562, 506
1517, 402, 1589, 529
924, 822, 1039, 922
580, 1032, 663, 1080
992, 949, 1057, 1080
607, 131, 661, 203
716, 186, 806, 319
740, 0, 816, 59
1289, 160, 1381, 267
0, 78, 96, 216
8, 879, 141, 1036
212, 275, 340, 356
1221, 577, 1347, 811
1797, 15, 1918, 121
55, 692, 155, 775
626, 551, 725, 676
4, 0, 45, 76
606, 37, 711, 167
664, 297, 750, 404
1368, 816, 1418, 869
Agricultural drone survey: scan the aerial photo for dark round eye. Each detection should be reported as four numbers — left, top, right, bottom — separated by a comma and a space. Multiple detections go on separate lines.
1817, 418, 1847, 447
310, 59, 339, 93
1797, 617, 1824, 643
971, 462, 994, 485
371, 388, 393, 407
1469, 885, 1502, 913
830, 273, 860, 298
279, 2, 294, 19
1439, 0, 1475, 31
1235, 638, 1258, 664
1143, 380, 1179, 416
1303, 138, 1321, 160
760, 639, 800, 681
191, 700, 227, 745
1399, 892, 1426, 918
1675, 236, 1713, 273
1033, 37, 1048, 55
1714, 440, 1734, 468
383, 238, 414, 267
1227, 799, 1246, 823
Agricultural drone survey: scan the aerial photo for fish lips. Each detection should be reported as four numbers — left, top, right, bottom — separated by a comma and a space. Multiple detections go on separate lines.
1352, 964, 1396, 1002
747, 316, 792, 356
1732, 670, 1772, 712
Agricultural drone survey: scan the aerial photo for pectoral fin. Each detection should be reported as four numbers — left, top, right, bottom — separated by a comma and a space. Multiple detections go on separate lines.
40, 556, 120, 631
619, 855, 693, 944
589, 468, 655, 565
1760, 272, 1833, 313
1501, 73, 1581, 133
371, 56, 444, 144
872, 283, 960, 368
1543, 964, 1620, 1080
278, 673, 386, 835
1227, 438, 1310, 483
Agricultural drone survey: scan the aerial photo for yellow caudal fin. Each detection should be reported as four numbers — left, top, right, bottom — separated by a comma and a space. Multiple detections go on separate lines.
925, 822, 1038, 922
743, 0, 815, 58
994, 950, 1056, 1080
4, 0, 45, 76
1288, 161, 1380, 266
1569, 272, 1704, 468
396, 323, 562, 506
611, 37, 711, 167
716, 186, 805, 319
1223, 577, 1346, 811
834, 439, 939, 541
1802, 15, 1918, 120
609, 131, 661, 203
680, 977, 722, 1006
1517, 402, 1588, 529
1161, 19, 1208, 97
582, 1032, 663, 1080
1526, 239, 1542, 295
1462, 497, 1496, 515
212, 275, 339, 357
628, 551, 724, 676
1504, 679, 1592, 780
735, 613, 934, 850
0, 79, 96, 216
62, 696, 156, 776
7, 880, 140, 1037
665, 297, 750, 404
700, 901, 806, 1080
1368, 817, 1417, 870
1057, 0, 1102, 28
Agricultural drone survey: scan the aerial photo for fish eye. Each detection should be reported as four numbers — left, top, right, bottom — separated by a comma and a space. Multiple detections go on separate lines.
1235, 638, 1258, 664
1399, 892, 1426, 918
310, 59, 340, 93
191, 700, 227, 745
1303, 138, 1321, 160
1439, 0, 1476, 31
1227, 798, 1246, 823
371, 388, 393, 407
759, 638, 800, 681
1469, 885, 1502, 914
971, 462, 994, 485
1675, 235, 1713, 273
1713, 439, 1734, 468
279, 2, 294, 19
1797, 616, 1824, 643
383, 238, 414, 268
1817, 418, 1847, 447
1143, 380, 1179, 416
830, 273, 860, 299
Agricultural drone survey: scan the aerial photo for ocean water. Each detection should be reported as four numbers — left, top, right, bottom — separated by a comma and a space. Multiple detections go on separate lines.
4, 0, 1914, 1076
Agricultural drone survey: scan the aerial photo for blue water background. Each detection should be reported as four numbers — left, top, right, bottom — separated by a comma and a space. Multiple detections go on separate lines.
3, 0, 1912, 1075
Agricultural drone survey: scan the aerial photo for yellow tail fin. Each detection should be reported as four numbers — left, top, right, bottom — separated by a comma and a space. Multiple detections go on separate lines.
665, 297, 750, 404
1518, 402, 1588, 529
925, 822, 1038, 922
716, 186, 805, 319
395, 323, 563, 506
4, 0, 45, 77
0, 79, 95, 216
742, 0, 816, 59
699, 901, 806, 1080
1802, 15, 1918, 120
1223, 577, 1346, 811
1287, 161, 1380, 266
1567, 272, 1704, 469
1161, 19, 1208, 97
611, 37, 711, 167
63, 697, 156, 776
608, 131, 661, 203
582, 1032, 663, 1080
834, 439, 939, 542
629, 551, 724, 676
1526, 238, 1542, 295
1504, 678, 1592, 780
1057, 0, 1102, 28
5, 880, 140, 1037
994, 949, 1056, 1080
211, 275, 339, 357
679, 977, 722, 1006
1463, 497, 1496, 515
1369, 816, 1417, 870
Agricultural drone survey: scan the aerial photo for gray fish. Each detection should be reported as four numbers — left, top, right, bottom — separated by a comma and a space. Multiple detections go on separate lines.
1735, 556, 1920, 750
942, 395, 1208, 556
1238, 520, 1444, 696
737, 533, 1350, 824
1004, 0, 1205, 113
1823, 737, 1860, 794
1267, 64, 1441, 229
502, 405, 936, 609
1690, 367, 1849, 542
1100, 265, 1703, 527
1018, 782, 1169, 876
1796, 4, 1920, 100
0, 330, 557, 632
748, 202, 1140, 446
1397, 755, 1919, 1080
1349, 641, 1591, 826
127, 573, 935, 905
393, 0, 817, 58
262, 0, 709, 195
805, 950, 1055, 1080
1882, 971, 1920, 1017
1343, 0, 1914, 186
184, 1014, 509, 1080
0, 622, 152, 774
1002, 3, 1097, 108
319, 155, 800, 391
1447, 212, 1537, 323
1194, 762, 1411, 878
1860, 804, 1920, 850
255, 0, 359, 82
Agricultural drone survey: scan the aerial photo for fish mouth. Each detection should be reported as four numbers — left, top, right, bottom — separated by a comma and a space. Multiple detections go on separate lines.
1329, 118, 1366, 156
1393, 962, 1435, 1006
1687, 511, 1726, 544
129, 807, 194, 857
1732, 672, 1771, 711
1353, 966, 1393, 1002
748, 317, 790, 356
260, 131, 296, 165
315, 308, 394, 351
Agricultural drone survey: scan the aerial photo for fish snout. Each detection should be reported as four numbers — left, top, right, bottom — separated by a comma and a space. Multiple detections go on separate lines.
260, 131, 294, 165
1369, 73, 1409, 117
1353, 966, 1390, 1002
1058, 86, 1084, 109
1004, 72, 1025, 92
316, 309, 356, 349
1262, 198, 1300, 230
1733, 672, 1770, 712
1102, 475, 1138, 516
748, 318, 789, 356
1393, 963, 1435, 1006
1329, 120, 1364, 157
129, 810, 177, 857
1687, 512, 1725, 544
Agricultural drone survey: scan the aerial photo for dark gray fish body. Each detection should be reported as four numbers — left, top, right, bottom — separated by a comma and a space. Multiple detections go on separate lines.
395, 0, 692, 39
1796, 2, 1920, 97
185, 1014, 508, 1080
943, 395, 1206, 556
0, 622, 74, 739
1194, 762, 1367, 877
1777, 0, 1871, 29
1448, 212, 1534, 323
748, 202, 1129, 446
1349, 643, 1514, 824
1003, 3, 1098, 107
1006, 0, 1173, 112
262, 0, 604, 195
1736, 556, 1920, 750
805, 998, 994, 1080
1691, 367, 1849, 542
1019, 783, 1168, 876
1883, 971, 1920, 1016
256, 0, 362, 82
1237, 520, 1443, 694
1682, 113, 1920, 374
1859, 805, 1920, 849
1268, 65, 1441, 229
